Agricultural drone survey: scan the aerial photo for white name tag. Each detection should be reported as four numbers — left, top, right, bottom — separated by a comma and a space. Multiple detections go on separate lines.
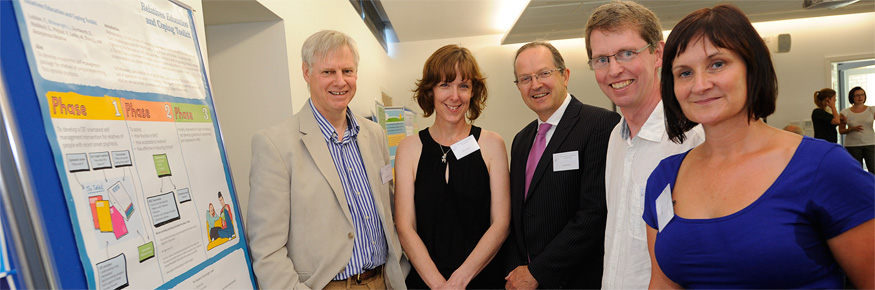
639, 186, 646, 209
450, 135, 480, 160
380, 164, 393, 184
552, 151, 579, 171
655, 184, 674, 232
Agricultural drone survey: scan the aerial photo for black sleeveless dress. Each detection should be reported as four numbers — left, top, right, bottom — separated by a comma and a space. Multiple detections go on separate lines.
405, 126, 504, 289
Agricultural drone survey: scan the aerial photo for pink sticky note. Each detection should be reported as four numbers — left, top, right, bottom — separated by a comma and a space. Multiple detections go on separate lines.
110, 206, 128, 239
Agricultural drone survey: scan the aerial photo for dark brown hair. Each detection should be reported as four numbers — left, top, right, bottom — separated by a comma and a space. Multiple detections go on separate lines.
413, 44, 487, 120
661, 4, 777, 143
849, 86, 866, 105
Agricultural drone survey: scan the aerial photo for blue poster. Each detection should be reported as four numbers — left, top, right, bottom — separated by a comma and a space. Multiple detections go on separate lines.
10, 0, 255, 288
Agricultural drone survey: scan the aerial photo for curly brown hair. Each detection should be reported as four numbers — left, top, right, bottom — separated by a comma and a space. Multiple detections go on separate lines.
413, 44, 487, 120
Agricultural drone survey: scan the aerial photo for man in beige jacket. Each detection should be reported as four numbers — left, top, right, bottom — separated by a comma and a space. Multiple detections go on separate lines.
246, 30, 407, 289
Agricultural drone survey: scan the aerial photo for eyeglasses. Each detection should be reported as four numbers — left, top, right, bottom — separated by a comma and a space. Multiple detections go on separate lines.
514, 68, 562, 86
587, 44, 651, 70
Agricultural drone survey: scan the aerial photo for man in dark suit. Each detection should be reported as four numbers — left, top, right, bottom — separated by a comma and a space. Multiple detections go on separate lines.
504, 41, 620, 289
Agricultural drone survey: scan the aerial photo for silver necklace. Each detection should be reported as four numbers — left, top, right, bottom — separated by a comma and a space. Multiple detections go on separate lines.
439, 144, 450, 163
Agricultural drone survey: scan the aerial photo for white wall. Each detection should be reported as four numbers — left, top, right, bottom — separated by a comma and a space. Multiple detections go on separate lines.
752, 13, 875, 131
206, 21, 293, 220
256, 0, 393, 115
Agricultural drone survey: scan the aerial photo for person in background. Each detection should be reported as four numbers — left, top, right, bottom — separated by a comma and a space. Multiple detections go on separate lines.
812, 88, 843, 143
782, 124, 804, 135
840, 86, 874, 173
645, 4, 873, 288
583, 1, 704, 288
247, 30, 407, 289
394, 44, 510, 289
503, 41, 620, 289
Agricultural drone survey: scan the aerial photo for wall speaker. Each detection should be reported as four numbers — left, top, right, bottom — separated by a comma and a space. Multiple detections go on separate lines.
776, 33, 791, 53
763, 34, 791, 54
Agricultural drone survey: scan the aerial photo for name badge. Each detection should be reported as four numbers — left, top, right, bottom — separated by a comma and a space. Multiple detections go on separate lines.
655, 184, 674, 232
380, 164, 393, 184
639, 186, 646, 209
552, 151, 579, 172
450, 135, 480, 160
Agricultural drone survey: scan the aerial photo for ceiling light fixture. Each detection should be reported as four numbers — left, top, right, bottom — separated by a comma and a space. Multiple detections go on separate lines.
803, 0, 861, 10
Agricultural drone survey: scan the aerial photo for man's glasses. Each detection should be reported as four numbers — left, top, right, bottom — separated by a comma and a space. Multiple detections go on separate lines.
514, 68, 562, 86
588, 44, 651, 70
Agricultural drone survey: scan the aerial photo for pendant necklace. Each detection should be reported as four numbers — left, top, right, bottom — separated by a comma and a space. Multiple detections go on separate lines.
439, 144, 450, 163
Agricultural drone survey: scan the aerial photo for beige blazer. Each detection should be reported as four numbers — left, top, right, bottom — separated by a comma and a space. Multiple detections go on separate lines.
246, 103, 407, 289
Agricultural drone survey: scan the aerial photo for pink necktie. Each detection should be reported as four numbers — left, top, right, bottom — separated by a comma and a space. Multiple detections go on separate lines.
525, 123, 552, 198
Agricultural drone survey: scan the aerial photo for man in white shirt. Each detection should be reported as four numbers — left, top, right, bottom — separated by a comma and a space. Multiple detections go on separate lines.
583, 2, 704, 288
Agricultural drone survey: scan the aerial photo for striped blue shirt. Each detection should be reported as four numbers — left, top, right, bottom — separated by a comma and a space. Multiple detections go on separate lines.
309, 100, 388, 280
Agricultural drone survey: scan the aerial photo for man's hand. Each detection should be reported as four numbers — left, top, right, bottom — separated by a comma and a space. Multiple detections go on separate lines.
505, 265, 538, 290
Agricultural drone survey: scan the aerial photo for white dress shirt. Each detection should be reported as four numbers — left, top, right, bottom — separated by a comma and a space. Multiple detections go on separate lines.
537, 93, 571, 146
601, 101, 704, 289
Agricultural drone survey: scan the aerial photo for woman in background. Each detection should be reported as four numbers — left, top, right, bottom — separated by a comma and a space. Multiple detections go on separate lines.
840, 87, 874, 173
811, 88, 843, 143
645, 4, 873, 288
394, 44, 509, 289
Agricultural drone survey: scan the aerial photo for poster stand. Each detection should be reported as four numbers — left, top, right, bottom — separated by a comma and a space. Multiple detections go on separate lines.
0, 0, 256, 288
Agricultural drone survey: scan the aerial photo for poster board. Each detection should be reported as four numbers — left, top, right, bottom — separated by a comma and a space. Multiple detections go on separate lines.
4, 0, 256, 288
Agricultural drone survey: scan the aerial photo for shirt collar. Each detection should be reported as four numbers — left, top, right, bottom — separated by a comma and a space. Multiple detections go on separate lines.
620, 100, 665, 142
539, 93, 571, 127
309, 98, 360, 143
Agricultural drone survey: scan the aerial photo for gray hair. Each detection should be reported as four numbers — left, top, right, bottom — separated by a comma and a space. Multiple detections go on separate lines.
301, 30, 359, 69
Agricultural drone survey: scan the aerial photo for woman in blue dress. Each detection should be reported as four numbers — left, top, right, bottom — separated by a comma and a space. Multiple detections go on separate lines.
644, 4, 874, 289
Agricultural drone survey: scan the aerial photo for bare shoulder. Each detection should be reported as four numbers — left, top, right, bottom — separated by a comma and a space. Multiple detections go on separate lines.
397, 133, 423, 155
477, 129, 507, 151
477, 129, 509, 165
770, 126, 804, 151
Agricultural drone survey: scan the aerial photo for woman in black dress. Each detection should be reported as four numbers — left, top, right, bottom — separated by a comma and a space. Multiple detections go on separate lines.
811, 88, 843, 143
395, 44, 510, 289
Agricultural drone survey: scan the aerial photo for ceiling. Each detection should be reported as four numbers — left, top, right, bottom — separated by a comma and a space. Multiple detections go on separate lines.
202, 0, 280, 26
381, 0, 875, 44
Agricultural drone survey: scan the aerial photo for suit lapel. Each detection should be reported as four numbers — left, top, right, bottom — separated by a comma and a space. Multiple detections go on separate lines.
526, 96, 582, 200
299, 106, 353, 225
516, 123, 537, 200
355, 117, 392, 229
511, 121, 537, 253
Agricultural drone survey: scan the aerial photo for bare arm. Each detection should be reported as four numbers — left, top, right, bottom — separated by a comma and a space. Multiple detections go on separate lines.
646, 226, 682, 290
829, 103, 842, 125
838, 112, 851, 134
827, 219, 874, 289
446, 131, 511, 289
394, 135, 447, 289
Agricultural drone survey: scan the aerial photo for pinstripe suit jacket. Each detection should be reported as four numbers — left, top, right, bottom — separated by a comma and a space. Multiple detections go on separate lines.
504, 96, 620, 289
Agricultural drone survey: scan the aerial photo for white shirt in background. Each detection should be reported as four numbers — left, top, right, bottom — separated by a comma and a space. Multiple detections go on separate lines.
841, 107, 875, 147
